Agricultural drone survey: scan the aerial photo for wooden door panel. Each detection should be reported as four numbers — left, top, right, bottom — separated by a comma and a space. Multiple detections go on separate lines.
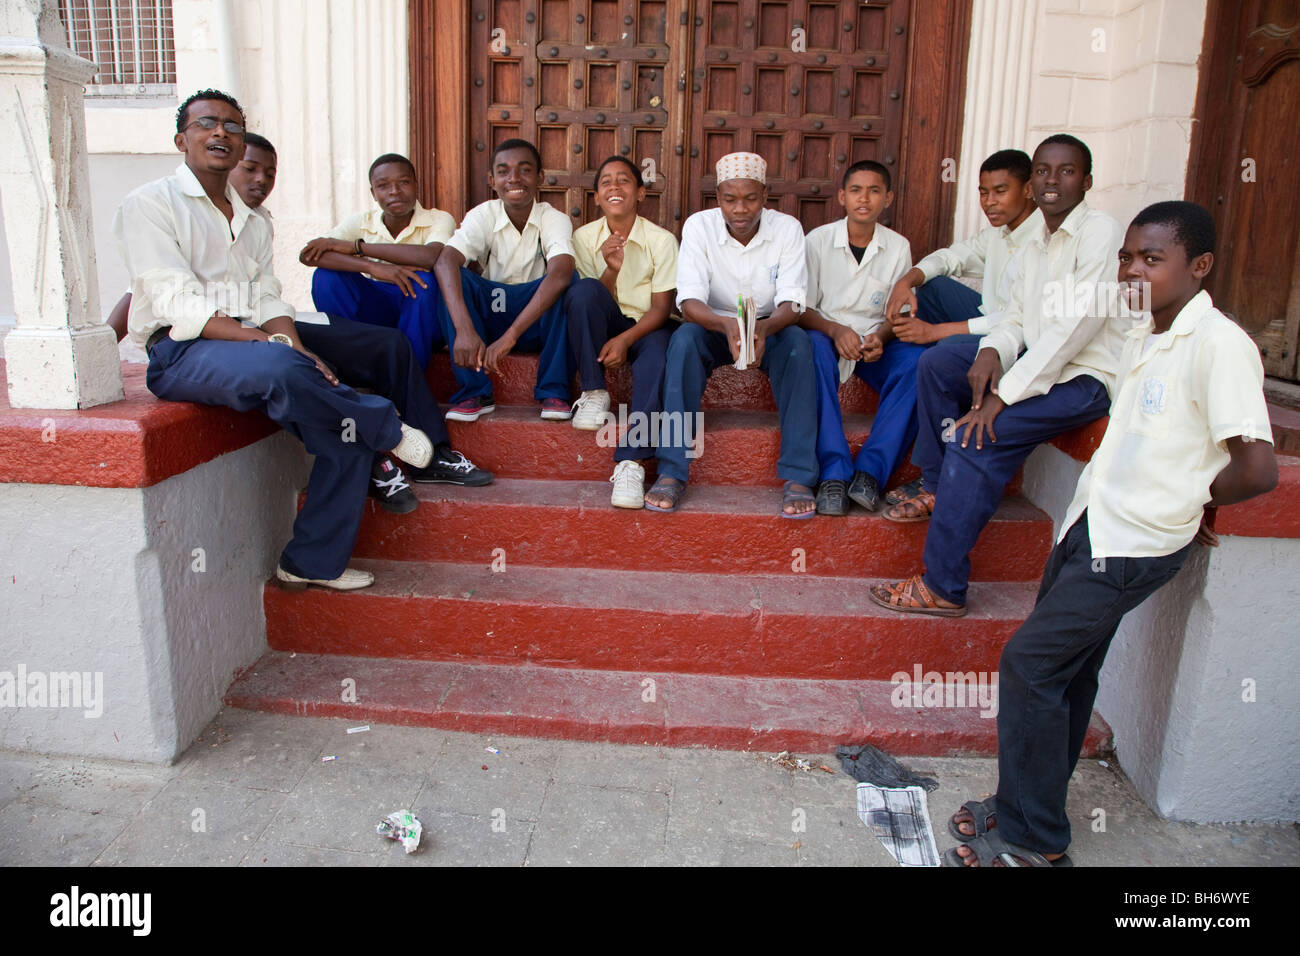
688, 0, 909, 231
1187, 0, 1300, 379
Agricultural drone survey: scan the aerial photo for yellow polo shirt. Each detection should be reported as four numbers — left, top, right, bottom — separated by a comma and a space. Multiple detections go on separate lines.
1062, 291, 1273, 558
327, 202, 456, 246
572, 215, 679, 322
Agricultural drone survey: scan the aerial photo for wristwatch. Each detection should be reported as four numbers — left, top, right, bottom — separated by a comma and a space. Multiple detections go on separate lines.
268, 333, 293, 346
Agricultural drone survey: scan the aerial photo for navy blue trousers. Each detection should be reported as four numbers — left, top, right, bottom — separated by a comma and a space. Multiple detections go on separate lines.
809, 329, 925, 485
145, 330, 404, 580
563, 277, 672, 462
434, 268, 574, 403
996, 512, 1191, 853
912, 337, 1111, 604
311, 267, 444, 356
916, 275, 983, 324
657, 322, 818, 487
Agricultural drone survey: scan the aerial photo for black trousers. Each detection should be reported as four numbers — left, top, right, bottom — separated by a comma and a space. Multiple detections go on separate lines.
995, 511, 1192, 853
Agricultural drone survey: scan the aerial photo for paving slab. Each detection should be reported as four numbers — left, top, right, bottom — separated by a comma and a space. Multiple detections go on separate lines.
527, 784, 669, 866
0, 799, 133, 866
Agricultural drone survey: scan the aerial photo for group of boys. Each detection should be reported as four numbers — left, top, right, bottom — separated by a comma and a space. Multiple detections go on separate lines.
114, 88, 1277, 868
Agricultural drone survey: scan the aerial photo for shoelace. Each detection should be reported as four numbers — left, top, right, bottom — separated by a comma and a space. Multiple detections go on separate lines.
610, 462, 642, 487
571, 393, 604, 414
437, 451, 475, 473
372, 472, 410, 497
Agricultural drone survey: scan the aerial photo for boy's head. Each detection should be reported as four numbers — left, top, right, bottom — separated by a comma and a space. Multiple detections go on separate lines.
368, 153, 419, 219
594, 156, 646, 217
838, 160, 893, 229
1031, 134, 1092, 222
714, 152, 768, 242
490, 139, 542, 212
173, 89, 245, 174
977, 149, 1033, 228
1119, 201, 1215, 314
229, 132, 277, 208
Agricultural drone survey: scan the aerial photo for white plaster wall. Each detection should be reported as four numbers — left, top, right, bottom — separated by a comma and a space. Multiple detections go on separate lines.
1022, 443, 1300, 823
954, 0, 1207, 242
0, 432, 305, 762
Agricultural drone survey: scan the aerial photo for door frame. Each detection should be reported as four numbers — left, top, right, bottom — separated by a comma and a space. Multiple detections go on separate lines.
409, 0, 970, 254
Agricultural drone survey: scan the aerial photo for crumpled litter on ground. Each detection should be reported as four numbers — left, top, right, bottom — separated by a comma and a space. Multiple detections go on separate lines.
769, 751, 836, 774
836, 743, 939, 791
377, 810, 423, 854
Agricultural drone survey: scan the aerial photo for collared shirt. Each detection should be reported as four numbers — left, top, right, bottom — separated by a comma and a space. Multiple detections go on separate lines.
573, 215, 679, 322
805, 219, 912, 382
326, 202, 456, 247
914, 209, 1042, 333
978, 201, 1127, 405
1062, 291, 1273, 558
675, 207, 807, 317
446, 199, 575, 284
112, 162, 292, 347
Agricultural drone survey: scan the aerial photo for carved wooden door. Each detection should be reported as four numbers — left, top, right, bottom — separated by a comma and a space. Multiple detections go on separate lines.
1187, 0, 1300, 380
687, 0, 909, 229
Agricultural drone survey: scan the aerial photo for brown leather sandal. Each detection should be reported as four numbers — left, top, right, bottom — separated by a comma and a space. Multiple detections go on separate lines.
868, 574, 967, 617
882, 488, 936, 523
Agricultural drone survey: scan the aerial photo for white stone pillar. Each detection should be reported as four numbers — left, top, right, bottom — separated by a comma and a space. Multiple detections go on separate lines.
952, 0, 1041, 242
1, 0, 123, 409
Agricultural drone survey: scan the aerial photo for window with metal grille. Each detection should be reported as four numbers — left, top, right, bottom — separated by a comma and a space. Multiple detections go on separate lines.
59, 0, 176, 97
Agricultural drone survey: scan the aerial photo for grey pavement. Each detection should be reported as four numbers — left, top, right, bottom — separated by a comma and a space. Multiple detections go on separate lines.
0, 707, 1296, 867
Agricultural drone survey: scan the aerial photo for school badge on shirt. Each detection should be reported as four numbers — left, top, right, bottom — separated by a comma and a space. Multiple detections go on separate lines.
1139, 377, 1167, 416
869, 289, 886, 308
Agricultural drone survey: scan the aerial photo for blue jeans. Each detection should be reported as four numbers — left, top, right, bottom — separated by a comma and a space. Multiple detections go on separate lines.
809, 329, 924, 485
656, 322, 818, 487
146, 334, 402, 580
912, 337, 1111, 604
435, 268, 575, 403
311, 268, 444, 360
995, 513, 1191, 853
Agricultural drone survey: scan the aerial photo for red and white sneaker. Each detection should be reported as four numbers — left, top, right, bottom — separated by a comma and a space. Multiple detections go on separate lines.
445, 396, 496, 422
540, 397, 573, 421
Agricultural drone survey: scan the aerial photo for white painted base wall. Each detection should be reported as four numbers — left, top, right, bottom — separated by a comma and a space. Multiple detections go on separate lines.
0, 433, 307, 763
1021, 445, 1300, 823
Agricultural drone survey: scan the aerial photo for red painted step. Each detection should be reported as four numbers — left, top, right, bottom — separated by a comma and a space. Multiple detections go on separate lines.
263, 559, 1040, 679
350, 479, 1054, 581
225, 650, 1114, 756
426, 350, 880, 415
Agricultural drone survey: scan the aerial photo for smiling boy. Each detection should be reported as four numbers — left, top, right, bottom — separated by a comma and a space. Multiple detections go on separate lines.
885, 149, 1037, 345
643, 152, 817, 517
800, 160, 920, 515
300, 154, 456, 363
872, 134, 1125, 616
946, 201, 1277, 867
113, 90, 438, 591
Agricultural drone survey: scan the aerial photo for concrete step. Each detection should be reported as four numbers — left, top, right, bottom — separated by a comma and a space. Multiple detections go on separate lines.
351, 478, 1054, 582
426, 350, 881, 415
225, 649, 1115, 756
263, 559, 1041, 679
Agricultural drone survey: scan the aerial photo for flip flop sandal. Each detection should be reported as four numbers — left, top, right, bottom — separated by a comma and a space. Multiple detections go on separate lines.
882, 488, 936, 523
643, 476, 686, 513
781, 481, 817, 520
816, 479, 849, 516
949, 796, 997, 843
884, 476, 924, 506
868, 574, 967, 617
942, 831, 1073, 868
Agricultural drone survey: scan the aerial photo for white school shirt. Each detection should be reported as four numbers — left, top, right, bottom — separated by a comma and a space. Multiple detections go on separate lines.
445, 199, 575, 285
326, 202, 456, 247
675, 207, 807, 317
805, 219, 912, 382
977, 201, 1127, 406
113, 163, 292, 347
1061, 291, 1273, 558
914, 210, 1042, 333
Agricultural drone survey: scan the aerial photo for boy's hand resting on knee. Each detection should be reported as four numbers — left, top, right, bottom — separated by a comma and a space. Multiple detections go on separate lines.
860, 331, 885, 363
483, 330, 519, 374
299, 237, 354, 263
366, 262, 428, 298
953, 394, 1004, 449
598, 333, 631, 370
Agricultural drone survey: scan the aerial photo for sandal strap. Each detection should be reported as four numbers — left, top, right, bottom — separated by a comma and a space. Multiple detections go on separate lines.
965, 832, 1055, 868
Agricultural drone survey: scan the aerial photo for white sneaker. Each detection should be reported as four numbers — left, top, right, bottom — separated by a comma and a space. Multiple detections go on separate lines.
390, 423, 433, 469
571, 389, 611, 430
275, 565, 375, 591
609, 460, 646, 509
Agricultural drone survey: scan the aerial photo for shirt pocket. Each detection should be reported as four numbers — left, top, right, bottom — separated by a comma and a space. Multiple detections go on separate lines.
1125, 375, 1172, 440
859, 276, 891, 319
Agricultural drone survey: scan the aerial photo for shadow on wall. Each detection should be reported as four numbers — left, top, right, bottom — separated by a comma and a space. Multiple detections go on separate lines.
0, 152, 178, 324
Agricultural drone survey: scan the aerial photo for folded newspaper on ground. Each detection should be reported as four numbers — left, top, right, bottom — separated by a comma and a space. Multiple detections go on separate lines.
855, 782, 941, 867
734, 293, 757, 370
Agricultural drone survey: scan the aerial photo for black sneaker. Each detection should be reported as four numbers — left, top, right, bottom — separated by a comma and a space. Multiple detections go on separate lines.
848, 470, 881, 512
369, 456, 418, 514
408, 447, 494, 486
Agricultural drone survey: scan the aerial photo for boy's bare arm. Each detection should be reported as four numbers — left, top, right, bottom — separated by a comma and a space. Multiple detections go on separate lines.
107, 292, 131, 342
1209, 435, 1278, 507
353, 241, 445, 270
480, 254, 576, 373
